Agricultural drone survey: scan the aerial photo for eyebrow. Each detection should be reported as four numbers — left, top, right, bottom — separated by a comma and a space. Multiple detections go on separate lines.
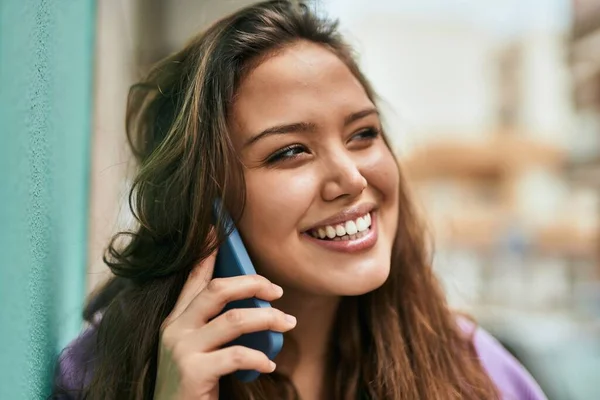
244, 107, 379, 147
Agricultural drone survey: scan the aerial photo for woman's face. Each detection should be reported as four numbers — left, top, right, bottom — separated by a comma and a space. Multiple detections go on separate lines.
229, 41, 400, 296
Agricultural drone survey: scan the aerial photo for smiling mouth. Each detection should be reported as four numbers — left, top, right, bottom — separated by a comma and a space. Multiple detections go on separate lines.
306, 212, 372, 241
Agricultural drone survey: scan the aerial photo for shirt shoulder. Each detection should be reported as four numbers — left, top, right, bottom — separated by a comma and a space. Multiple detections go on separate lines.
461, 319, 548, 400
51, 326, 97, 399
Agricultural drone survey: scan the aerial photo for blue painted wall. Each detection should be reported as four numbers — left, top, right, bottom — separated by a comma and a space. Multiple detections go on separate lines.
0, 1, 95, 398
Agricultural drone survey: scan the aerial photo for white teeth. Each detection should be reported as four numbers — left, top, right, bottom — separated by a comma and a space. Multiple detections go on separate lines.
356, 217, 368, 232
345, 220, 358, 235
310, 212, 372, 239
325, 226, 336, 239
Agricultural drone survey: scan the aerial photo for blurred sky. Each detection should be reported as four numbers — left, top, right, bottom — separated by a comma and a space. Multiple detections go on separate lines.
324, 0, 572, 36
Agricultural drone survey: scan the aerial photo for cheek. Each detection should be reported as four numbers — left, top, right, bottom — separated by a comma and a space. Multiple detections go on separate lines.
363, 146, 401, 247
363, 145, 400, 199
236, 170, 319, 284
237, 169, 317, 244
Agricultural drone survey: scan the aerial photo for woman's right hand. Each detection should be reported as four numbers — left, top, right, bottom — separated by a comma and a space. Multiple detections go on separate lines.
153, 251, 297, 400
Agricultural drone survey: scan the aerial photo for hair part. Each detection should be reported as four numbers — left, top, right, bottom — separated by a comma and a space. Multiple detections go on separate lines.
67, 1, 499, 399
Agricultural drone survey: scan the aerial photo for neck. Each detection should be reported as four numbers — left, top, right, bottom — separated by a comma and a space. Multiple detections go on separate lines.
272, 288, 340, 399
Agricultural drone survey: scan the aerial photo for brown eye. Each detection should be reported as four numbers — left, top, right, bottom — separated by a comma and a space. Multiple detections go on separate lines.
351, 127, 380, 141
265, 144, 308, 164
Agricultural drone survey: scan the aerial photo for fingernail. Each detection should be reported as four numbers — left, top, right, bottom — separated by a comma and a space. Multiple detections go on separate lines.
272, 284, 283, 295
269, 360, 277, 372
285, 314, 297, 325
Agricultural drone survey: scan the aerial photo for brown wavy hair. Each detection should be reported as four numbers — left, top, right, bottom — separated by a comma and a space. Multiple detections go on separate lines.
77, 1, 499, 399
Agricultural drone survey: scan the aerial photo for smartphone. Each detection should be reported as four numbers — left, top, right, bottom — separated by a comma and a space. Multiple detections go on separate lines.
212, 199, 284, 382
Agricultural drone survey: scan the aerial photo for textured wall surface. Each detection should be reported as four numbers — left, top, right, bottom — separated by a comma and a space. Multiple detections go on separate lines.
0, 1, 95, 398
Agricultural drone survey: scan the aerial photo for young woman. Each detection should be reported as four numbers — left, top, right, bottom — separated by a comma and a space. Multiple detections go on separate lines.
53, 1, 547, 399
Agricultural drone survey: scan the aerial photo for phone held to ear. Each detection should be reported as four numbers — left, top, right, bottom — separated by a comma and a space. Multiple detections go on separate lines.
212, 200, 284, 382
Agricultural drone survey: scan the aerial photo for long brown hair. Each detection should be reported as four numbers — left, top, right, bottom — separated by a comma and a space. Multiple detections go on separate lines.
79, 1, 499, 399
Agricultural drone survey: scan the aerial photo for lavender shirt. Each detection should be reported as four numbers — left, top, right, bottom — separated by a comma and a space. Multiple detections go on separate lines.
53, 322, 547, 399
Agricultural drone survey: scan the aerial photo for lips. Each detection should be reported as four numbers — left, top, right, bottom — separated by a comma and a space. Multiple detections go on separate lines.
303, 211, 379, 253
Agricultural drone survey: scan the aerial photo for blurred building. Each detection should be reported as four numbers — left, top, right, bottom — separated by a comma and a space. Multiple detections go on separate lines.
568, 0, 600, 319
570, 0, 600, 239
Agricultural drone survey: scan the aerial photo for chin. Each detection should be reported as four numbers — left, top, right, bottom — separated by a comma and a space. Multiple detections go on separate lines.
327, 261, 391, 296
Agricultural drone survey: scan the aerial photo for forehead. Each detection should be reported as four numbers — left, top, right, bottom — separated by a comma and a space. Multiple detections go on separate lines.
230, 41, 373, 137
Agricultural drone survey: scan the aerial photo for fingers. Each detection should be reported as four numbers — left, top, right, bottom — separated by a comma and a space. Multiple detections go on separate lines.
202, 346, 277, 378
168, 251, 217, 323
180, 274, 284, 327
193, 307, 296, 351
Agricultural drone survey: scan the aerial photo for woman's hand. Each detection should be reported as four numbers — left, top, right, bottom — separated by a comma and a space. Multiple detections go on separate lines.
153, 252, 296, 400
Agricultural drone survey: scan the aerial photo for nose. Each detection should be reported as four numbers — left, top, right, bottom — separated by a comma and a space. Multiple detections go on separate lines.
320, 150, 367, 202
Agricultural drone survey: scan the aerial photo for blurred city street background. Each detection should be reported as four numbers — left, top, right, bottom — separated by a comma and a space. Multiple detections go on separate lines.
88, 1, 600, 398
